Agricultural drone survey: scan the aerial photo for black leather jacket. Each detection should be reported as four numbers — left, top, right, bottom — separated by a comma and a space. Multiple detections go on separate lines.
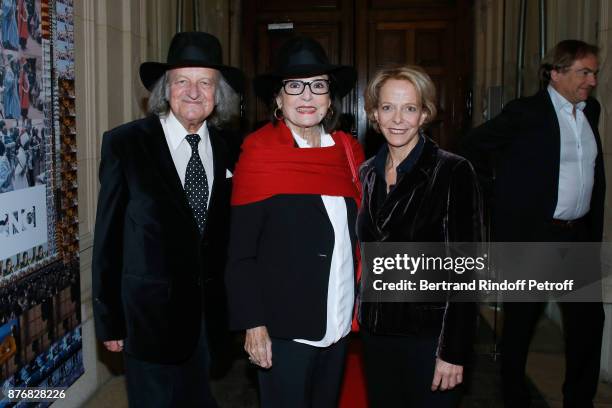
357, 137, 483, 365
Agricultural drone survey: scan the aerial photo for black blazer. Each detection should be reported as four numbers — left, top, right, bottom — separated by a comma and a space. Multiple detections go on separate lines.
463, 90, 605, 242
225, 194, 358, 340
92, 115, 232, 364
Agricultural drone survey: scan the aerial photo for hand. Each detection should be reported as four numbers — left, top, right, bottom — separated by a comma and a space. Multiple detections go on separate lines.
431, 358, 463, 391
245, 326, 272, 368
103, 340, 124, 352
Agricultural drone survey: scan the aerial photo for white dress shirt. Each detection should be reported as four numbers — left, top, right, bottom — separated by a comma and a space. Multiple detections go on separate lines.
160, 111, 214, 207
291, 129, 354, 348
548, 86, 597, 220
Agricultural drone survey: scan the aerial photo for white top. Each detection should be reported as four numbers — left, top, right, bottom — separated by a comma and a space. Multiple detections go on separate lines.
160, 111, 214, 206
291, 129, 354, 348
548, 86, 597, 220
12, 147, 28, 190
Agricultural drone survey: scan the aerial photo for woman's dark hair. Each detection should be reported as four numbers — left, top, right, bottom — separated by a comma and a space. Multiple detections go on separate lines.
539, 40, 599, 84
0, 141, 5, 156
270, 75, 342, 133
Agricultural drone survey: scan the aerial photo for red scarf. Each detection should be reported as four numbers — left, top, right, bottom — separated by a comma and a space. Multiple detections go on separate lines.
232, 121, 364, 206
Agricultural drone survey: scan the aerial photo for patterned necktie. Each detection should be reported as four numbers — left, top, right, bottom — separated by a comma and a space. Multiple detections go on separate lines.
185, 134, 209, 233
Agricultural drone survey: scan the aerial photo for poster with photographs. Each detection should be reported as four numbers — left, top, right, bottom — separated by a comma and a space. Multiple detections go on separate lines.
0, 0, 83, 405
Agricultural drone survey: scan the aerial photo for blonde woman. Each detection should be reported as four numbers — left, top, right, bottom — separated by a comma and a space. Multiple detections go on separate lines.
357, 65, 482, 407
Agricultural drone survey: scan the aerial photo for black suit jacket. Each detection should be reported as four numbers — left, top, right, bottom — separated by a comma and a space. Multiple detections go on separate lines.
225, 194, 358, 340
92, 115, 232, 364
463, 90, 605, 242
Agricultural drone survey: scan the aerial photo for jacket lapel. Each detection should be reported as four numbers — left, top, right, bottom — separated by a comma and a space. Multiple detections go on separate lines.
363, 139, 435, 235
207, 125, 225, 210
539, 90, 562, 210
584, 98, 603, 152
383, 139, 434, 208
139, 115, 199, 232
202, 125, 229, 239
540, 90, 561, 160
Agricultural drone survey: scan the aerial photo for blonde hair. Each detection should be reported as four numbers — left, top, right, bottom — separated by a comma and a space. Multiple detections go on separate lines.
364, 65, 437, 132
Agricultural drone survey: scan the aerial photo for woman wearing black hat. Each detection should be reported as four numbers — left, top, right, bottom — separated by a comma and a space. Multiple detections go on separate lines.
226, 36, 364, 407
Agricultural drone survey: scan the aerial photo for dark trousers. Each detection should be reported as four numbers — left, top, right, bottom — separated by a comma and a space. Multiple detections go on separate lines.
501, 302, 604, 408
124, 320, 218, 408
361, 330, 463, 408
258, 336, 348, 408
502, 220, 605, 408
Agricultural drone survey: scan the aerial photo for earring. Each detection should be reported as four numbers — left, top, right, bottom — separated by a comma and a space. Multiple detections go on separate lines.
274, 108, 283, 120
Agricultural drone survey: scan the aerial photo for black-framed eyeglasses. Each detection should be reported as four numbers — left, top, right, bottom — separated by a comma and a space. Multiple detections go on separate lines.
282, 79, 330, 95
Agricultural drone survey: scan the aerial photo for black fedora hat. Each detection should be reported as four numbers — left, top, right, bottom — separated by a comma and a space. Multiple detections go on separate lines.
254, 36, 356, 101
139, 31, 244, 93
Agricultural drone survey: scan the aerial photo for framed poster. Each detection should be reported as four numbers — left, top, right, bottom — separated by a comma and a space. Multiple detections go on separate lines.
0, 0, 83, 405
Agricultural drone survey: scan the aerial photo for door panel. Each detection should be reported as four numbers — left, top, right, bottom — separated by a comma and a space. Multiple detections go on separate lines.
357, 0, 473, 155
365, 20, 454, 149
371, 29, 410, 70
370, 0, 456, 8
255, 0, 340, 11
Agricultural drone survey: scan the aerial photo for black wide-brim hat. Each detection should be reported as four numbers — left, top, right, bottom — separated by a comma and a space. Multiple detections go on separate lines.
139, 31, 244, 93
254, 36, 357, 102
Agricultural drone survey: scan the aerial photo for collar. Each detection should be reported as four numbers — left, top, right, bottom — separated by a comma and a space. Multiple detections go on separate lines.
290, 126, 334, 148
548, 85, 586, 114
374, 135, 425, 179
160, 111, 209, 151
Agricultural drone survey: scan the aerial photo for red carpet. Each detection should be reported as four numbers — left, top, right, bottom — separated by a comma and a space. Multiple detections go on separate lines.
339, 337, 368, 408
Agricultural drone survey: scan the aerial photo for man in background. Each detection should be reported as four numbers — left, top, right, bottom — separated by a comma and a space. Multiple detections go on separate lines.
464, 40, 605, 408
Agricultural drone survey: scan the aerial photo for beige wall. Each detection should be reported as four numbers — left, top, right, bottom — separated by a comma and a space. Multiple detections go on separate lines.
472, 0, 504, 124
597, 0, 612, 383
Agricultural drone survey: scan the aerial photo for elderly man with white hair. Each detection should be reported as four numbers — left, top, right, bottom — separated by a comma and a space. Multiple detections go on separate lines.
92, 32, 243, 407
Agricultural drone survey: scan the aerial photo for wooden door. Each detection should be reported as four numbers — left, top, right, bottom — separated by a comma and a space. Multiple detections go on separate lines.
356, 0, 474, 155
242, 0, 355, 130
241, 0, 474, 155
